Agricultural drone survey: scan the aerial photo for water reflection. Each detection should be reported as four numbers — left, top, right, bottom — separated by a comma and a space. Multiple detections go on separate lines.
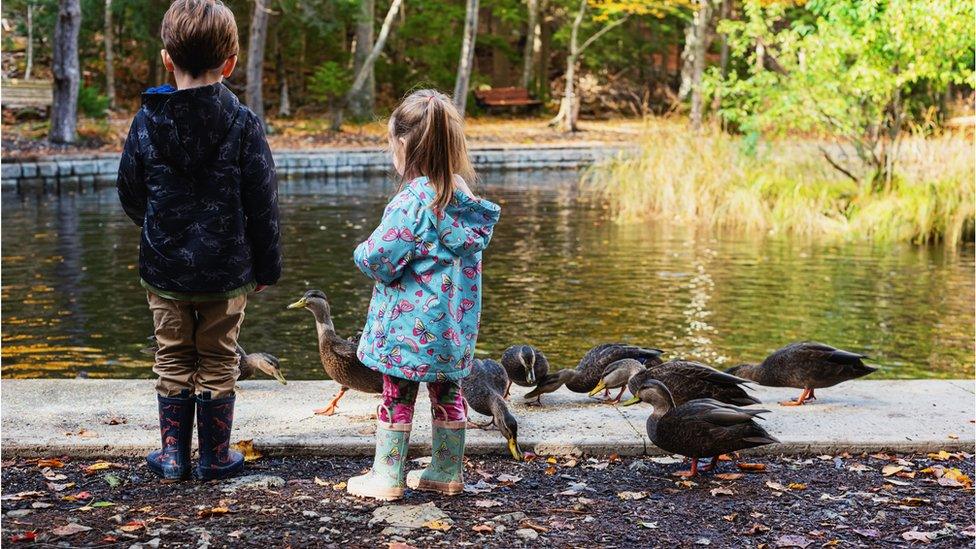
2, 170, 973, 380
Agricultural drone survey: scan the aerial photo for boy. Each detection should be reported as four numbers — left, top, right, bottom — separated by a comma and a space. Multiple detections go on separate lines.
116, 0, 281, 481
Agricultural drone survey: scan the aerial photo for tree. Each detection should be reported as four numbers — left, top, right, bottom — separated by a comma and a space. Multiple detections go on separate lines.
521, 0, 541, 89
349, 0, 375, 118
246, 0, 271, 124
50, 0, 81, 144
453, 0, 479, 112
549, 0, 630, 132
25, 1, 34, 80
333, 0, 404, 130
713, 0, 975, 190
685, 0, 714, 129
104, 0, 115, 110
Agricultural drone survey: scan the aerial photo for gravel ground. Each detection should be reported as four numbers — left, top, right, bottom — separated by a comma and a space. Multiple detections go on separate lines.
2, 450, 973, 548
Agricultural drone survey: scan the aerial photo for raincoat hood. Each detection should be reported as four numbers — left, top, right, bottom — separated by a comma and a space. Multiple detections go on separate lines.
140, 82, 243, 172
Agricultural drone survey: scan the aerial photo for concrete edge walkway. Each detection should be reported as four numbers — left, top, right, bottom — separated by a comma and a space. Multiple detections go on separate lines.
1, 380, 973, 459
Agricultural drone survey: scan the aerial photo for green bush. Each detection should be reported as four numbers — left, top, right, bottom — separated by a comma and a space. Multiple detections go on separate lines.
78, 85, 110, 118
308, 61, 351, 109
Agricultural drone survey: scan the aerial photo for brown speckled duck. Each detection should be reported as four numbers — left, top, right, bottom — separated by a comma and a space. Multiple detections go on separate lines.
288, 290, 384, 415
726, 342, 875, 406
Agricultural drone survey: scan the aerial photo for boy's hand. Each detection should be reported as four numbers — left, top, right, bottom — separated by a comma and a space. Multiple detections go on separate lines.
255, 285, 268, 293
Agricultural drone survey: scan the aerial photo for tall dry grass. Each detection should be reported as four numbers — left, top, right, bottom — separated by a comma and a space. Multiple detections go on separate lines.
583, 125, 975, 245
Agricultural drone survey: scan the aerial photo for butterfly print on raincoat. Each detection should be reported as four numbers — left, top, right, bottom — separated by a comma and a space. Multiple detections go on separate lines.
354, 176, 501, 382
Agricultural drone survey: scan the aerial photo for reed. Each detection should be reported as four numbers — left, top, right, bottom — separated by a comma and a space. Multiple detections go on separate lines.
583, 126, 974, 245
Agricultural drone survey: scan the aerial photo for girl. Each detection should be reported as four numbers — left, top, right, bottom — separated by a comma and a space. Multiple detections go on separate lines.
347, 89, 501, 500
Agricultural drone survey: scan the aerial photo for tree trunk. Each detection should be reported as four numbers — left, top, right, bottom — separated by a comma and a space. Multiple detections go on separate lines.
687, 0, 714, 130
334, 0, 404, 130
275, 41, 291, 117
453, 0, 479, 113
104, 0, 116, 110
50, 0, 81, 144
521, 0, 539, 89
246, 0, 270, 124
25, 2, 34, 80
349, 0, 375, 118
537, 0, 550, 100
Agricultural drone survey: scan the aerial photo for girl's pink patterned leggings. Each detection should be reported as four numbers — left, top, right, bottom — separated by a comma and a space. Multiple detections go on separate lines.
379, 375, 466, 424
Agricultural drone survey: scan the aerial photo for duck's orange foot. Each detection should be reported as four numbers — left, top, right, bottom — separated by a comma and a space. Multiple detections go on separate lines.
314, 405, 338, 416
779, 400, 804, 407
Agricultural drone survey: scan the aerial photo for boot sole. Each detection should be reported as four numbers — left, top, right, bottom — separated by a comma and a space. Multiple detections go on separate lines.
406, 476, 464, 496
347, 485, 405, 501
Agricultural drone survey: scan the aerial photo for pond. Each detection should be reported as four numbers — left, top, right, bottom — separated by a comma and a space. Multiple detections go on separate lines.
2, 170, 973, 380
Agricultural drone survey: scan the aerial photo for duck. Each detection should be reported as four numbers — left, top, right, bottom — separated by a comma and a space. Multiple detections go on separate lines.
141, 336, 287, 384
288, 289, 384, 415
725, 342, 876, 406
595, 359, 760, 406
623, 378, 778, 477
461, 358, 524, 460
500, 345, 550, 402
524, 343, 664, 403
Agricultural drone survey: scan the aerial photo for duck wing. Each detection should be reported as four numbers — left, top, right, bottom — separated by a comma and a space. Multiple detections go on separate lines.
463, 359, 506, 417
647, 361, 761, 406
655, 399, 778, 457
769, 342, 875, 386
324, 338, 384, 393
572, 344, 664, 392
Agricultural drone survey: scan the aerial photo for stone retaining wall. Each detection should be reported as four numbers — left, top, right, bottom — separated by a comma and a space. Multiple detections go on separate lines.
1, 145, 621, 192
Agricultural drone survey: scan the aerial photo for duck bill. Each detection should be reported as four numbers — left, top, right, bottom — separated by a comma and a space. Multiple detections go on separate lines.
286, 298, 307, 310
620, 396, 641, 407
587, 381, 607, 397
507, 438, 524, 461
272, 369, 288, 385
526, 369, 536, 385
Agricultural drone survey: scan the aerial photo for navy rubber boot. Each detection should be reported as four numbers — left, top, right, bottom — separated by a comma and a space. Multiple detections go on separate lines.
195, 392, 244, 480
146, 389, 195, 480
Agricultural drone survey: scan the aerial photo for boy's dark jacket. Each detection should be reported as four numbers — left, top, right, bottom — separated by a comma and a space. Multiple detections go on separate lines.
117, 82, 282, 293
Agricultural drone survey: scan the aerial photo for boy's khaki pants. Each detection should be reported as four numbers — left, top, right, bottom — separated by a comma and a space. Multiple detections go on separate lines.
147, 292, 246, 399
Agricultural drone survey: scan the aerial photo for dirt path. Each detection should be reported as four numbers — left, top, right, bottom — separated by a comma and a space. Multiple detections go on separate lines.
2, 451, 972, 547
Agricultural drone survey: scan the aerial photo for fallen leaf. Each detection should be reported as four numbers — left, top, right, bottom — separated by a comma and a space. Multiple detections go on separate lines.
937, 468, 972, 489
737, 463, 766, 472
562, 459, 579, 468
897, 497, 930, 506
51, 523, 92, 537
902, 529, 937, 543
37, 459, 66, 468
496, 474, 522, 484
544, 465, 557, 475
46, 482, 76, 492
847, 463, 873, 472
608, 453, 621, 463
927, 450, 952, 461
710, 487, 735, 497
332, 481, 347, 491
120, 520, 146, 532
522, 452, 538, 462
787, 482, 807, 491
31, 502, 53, 509
948, 433, 959, 440
388, 543, 418, 549
471, 523, 494, 534
2, 491, 45, 501
9, 531, 37, 543
617, 491, 648, 500
424, 519, 452, 531
775, 534, 812, 548
197, 507, 230, 518
649, 456, 683, 465
722, 513, 737, 522
42, 470, 67, 481
546, 456, 557, 464
853, 529, 880, 539
520, 520, 549, 533
230, 440, 263, 462
676, 480, 698, 489
639, 521, 659, 529
62, 491, 92, 501
765, 481, 788, 492
314, 477, 329, 486
91, 501, 115, 508
103, 473, 121, 488
474, 499, 502, 508
715, 473, 744, 481
882, 464, 908, 476
83, 461, 126, 475
746, 523, 770, 536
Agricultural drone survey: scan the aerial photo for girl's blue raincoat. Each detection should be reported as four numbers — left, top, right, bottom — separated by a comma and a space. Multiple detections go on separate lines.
354, 176, 501, 382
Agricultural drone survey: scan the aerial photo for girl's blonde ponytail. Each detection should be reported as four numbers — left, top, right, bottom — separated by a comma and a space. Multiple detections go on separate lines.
389, 90, 475, 211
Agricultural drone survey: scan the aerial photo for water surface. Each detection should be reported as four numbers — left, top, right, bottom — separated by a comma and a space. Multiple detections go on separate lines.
2, 171, 973, 379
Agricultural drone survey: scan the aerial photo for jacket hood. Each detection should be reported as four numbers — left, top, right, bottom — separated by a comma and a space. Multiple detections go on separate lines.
407, 177, 501, 257
139, 82, 243, 171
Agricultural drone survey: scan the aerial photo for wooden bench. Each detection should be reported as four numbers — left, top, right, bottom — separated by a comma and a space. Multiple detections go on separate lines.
473, 87, 542, 110
2, 79, 53, 113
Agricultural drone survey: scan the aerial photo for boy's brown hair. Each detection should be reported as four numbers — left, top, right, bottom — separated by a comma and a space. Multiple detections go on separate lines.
160, 0, 239, 78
